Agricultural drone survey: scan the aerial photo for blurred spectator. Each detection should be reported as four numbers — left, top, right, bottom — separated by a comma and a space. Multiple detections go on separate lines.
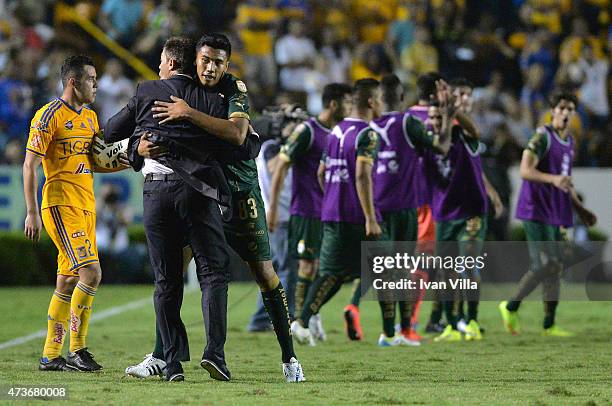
351, 0, 398, 45
304, 55, 329, 114
559, 17, 605, 64
400, 25, 438, 87
482, 122, 523, 240
1, 138, 23, 165
520, 29, 556, 93
569, 43, 609, 129
520, 63, 547, 128
96, 183, 132, 254
0, 56, 33, 140
503, 96, 532, 146
235, 0, 280, 107
352, 41, 394, 83
320, 26, 352, 84
96, 183, 149, 282
519, 0, 568, 35
277, 0, 310, 20
98, 0, 144, 47
274, 20, 316, 97
132, 0, 178, 66
96, 59, 134, 125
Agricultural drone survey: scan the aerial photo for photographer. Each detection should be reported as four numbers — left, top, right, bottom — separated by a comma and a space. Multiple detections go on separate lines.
247, 104, 309, 330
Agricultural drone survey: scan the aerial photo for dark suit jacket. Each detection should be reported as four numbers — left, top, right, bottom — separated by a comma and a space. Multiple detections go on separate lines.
104, 74, 260, 211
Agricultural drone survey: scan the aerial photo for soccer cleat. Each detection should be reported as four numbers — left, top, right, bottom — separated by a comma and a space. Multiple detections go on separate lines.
309, 314, 327, 342
343, 305, 363, 341
464, 320, 483, 341
282, 357, 306, 383
200, 358, 231, 381
125, 353, 166, 378
397, 333, 421, 347
291, 320, 316, 346
425, 322, 446, 333
542, 325, 575, 337
433, 325, 462, 342
39, 356, 76, 372
377, 334, 402, 347
400, 328, 422, 343
66, 348, 102, 372
498, 301, 520, 335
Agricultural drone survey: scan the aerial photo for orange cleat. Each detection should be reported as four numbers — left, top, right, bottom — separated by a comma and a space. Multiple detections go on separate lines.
343, 304, 363, 341
401, 328, 422, 342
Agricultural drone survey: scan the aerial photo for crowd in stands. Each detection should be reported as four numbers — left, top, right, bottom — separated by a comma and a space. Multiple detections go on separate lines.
0, 0, 610, 166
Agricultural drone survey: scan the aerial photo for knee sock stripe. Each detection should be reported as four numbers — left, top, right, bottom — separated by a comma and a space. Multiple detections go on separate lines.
50, 207, 78, 266
76, 282, 97, 296
53, 291, 72, 303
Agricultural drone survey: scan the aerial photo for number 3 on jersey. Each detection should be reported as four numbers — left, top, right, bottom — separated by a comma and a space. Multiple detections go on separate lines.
238, 197, 258, 219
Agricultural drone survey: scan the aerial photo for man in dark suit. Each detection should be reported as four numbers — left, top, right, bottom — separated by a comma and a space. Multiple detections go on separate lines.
104, 37, 254, 381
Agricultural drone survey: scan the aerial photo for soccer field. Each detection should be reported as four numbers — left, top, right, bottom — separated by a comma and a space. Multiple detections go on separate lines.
0, 284, 610, 405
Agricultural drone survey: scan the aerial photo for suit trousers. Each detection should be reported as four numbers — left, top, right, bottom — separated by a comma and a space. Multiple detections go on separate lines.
143, 176, 230, 372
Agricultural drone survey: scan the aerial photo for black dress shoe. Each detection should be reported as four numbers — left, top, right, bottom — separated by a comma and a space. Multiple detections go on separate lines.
200, 358, 231, 381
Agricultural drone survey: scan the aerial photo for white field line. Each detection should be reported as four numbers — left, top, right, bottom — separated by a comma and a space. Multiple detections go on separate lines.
0, 296, 152, 351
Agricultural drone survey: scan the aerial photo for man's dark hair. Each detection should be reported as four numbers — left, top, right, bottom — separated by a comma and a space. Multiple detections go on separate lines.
416, 72, 443, 102
380, 74, 403, 109
163, 36, 195, 75
353, 78, 380, 110
60, 55, 94, 87
196, 33, 232, 58
450, 77, 474, 90
549, 90, 578, 108
322, 83, 352, 108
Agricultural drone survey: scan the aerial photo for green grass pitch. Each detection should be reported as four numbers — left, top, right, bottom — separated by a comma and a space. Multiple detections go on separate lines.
0, 284, 610, 405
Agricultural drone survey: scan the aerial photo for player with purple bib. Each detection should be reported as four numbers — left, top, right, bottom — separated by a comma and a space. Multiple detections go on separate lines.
499, 92, 597, 337
290, 79, 388, 345
267, 83, 353, 342
368, 74, 456, 345
426, 79, 503, 343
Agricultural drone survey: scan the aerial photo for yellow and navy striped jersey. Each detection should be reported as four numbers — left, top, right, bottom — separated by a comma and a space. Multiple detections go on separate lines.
26, 98, 99, 212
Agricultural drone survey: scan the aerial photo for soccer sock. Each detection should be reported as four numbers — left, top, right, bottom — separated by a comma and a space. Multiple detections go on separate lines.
42, 291, 71, 360
508, 270, 547, 312
443, 301, 457, 329
409, 269, 428, 329
261, 281, 296, 363
153, 324, 164, 359
429, 301, 442, 325
299, 274, 342, 328
380, 301, 396, 337
467, 301, 478, 322
457, 300, 465, 321
543, 301, 558, 329
349, 279, 362, 307
69, 281, 96, 353
467, 280, 480, 322
398, 301, 412, 330
294, 274, 314, 318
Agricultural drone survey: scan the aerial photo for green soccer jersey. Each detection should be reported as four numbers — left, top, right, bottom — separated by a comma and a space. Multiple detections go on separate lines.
525, 126, 549, 160
280, 122, 313, 161
404, 114, 437, 152
213, 73, 259, 192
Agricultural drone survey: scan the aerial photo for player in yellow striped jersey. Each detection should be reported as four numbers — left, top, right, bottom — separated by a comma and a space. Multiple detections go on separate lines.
23, 55, 126, 372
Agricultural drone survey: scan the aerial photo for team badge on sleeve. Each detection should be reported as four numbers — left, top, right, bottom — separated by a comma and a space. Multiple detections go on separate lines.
29, 134, 42, 149
236, 80, 247, 93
